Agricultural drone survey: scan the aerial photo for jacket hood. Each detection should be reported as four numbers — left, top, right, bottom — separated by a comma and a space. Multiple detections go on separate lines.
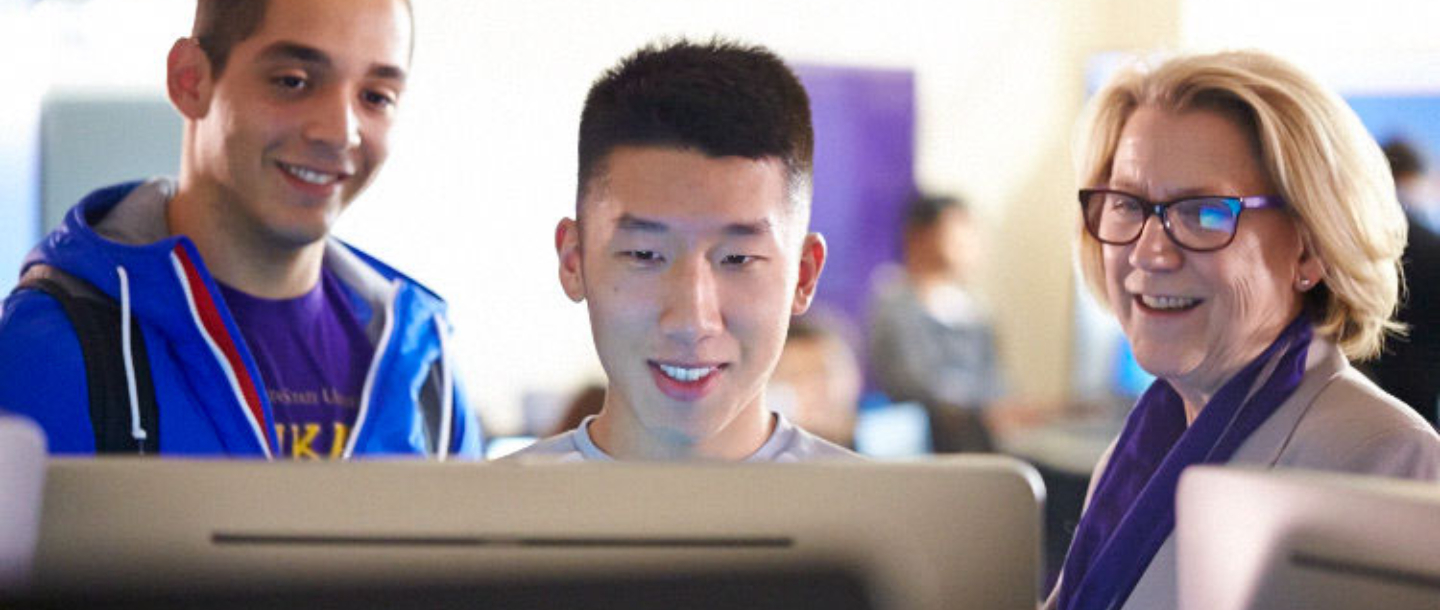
27, 179, 206, 340
21, 179, 457, 458
26, 178, 448, 337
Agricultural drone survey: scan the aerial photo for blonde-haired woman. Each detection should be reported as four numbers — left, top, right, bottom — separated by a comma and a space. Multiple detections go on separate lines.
1050, 50, 1440, 610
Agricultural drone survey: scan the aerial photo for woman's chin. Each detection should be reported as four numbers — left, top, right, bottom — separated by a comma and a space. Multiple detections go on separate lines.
1132, 351, 1203, 386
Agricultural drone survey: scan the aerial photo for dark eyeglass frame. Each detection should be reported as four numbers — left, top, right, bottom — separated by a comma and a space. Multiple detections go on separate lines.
1078, 188, 1288, 252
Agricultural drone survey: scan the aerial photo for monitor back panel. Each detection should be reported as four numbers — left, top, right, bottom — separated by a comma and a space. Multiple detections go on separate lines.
1177, 466, 1440, 610
32, 456, 1043, 610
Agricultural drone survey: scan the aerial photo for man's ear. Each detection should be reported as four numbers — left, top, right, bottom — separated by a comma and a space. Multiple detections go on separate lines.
791, 232, 827, 315
167, 37, 214, 120
556, 218, 587, 303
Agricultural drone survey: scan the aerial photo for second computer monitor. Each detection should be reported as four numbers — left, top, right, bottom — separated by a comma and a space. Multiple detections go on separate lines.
1176, 465, 1440, 610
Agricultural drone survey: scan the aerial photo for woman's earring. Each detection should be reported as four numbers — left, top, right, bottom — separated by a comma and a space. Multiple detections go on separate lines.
1297, 278, 1313, 290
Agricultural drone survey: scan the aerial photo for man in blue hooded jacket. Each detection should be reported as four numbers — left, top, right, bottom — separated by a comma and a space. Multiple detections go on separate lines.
0, 0, 484, 458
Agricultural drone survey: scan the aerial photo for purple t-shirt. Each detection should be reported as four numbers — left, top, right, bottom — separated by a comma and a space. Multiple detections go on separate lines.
219, 268, 373, 459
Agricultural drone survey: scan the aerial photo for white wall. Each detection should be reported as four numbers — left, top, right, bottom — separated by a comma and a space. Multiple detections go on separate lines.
0, 0, 47, 297
1180, 0, 1440, 92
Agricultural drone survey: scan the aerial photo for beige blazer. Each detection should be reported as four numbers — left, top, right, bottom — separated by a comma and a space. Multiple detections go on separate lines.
1046, 338, 1440, 610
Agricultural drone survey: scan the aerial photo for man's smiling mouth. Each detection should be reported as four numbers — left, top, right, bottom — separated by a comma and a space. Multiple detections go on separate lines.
278, 161, 346, 186
656, 363, 720, 382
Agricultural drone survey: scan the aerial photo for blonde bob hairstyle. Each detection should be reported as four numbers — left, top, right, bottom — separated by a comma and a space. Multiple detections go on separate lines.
1073, 50, 1407, 360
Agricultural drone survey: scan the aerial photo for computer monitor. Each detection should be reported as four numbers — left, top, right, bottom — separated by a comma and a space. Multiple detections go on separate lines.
27, 455, 1044, 610
0, 414, 45, 592
854, 401, 933, 458
1176, 465, 1440, 610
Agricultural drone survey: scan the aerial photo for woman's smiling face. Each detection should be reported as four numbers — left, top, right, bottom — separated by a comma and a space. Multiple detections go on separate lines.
1103, 105, 1311, 410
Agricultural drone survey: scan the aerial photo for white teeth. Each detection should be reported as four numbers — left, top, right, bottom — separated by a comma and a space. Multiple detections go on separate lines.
1141, 295, 1200, 310
280, 163, 337, 185
658, 364, 714, 382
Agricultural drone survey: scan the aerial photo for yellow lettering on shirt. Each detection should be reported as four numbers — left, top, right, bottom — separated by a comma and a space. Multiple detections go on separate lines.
330, 423, 350, 459
291, 423, 321, 460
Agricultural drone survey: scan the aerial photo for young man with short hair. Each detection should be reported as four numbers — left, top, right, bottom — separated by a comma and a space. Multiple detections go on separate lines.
513, 39, 857, 461
0, 0, 484, 458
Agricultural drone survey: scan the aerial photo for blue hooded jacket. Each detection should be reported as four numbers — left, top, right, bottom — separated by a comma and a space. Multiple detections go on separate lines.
0, 179, 485, 458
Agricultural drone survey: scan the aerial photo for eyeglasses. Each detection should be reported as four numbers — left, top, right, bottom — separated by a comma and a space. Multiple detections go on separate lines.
1078, 188, 1288, 252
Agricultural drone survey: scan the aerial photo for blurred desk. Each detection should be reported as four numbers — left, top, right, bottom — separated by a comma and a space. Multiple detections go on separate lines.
998, 417, 1120, 477
997, 416, 1124, 590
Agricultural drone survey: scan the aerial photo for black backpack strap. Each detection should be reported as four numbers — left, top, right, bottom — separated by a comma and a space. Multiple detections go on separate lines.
14, 264, 159, 454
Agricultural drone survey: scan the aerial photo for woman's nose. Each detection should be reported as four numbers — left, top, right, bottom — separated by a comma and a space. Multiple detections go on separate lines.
1128, 215, 1184, 271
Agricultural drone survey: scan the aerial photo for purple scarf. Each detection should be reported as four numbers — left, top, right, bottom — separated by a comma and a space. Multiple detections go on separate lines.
1057, 316, 1313, 610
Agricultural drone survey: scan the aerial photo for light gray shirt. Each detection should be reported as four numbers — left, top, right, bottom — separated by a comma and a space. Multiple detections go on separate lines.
507, 412, 861, 462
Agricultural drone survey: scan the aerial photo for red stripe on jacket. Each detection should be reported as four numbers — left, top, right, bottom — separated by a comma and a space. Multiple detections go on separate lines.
174, 245, 271, 453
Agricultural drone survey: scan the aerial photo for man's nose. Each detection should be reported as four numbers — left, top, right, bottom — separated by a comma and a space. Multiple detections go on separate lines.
302, 88, 362, 152
659, 257, 723, 344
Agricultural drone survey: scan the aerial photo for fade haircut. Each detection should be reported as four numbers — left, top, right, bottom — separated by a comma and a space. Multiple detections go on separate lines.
576, 38, 815, 217
192, 0, 414, 79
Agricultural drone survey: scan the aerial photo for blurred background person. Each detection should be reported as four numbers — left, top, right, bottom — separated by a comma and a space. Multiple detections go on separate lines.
1386, 139, 1440, 233
868, 193, 1002, 452
1050, 50, 1440, 610
769, 315, 862, 449
1363, 139, 1440, 424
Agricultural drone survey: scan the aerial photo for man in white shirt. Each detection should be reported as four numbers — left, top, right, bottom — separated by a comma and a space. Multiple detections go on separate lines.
511, 39, 857, 462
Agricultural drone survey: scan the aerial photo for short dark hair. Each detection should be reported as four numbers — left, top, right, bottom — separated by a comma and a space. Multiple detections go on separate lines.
903, 192, 967, 234
192, 0, 268, 78
1383, 139, 1424, 180
192, 0, 414, 79
576, 38, 814, 210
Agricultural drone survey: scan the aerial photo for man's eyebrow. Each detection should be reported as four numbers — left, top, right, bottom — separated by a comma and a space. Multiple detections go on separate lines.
256, 42, 330, 67
255, 41, 407, 83
723, 219, 774, 237
613, 215, 775, 236
369, 63, 407, 83
615, 214, 668, 232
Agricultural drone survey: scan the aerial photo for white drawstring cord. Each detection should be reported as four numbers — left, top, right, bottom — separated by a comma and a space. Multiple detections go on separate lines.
433, 314, 453, 461
117, 266, 148, 450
